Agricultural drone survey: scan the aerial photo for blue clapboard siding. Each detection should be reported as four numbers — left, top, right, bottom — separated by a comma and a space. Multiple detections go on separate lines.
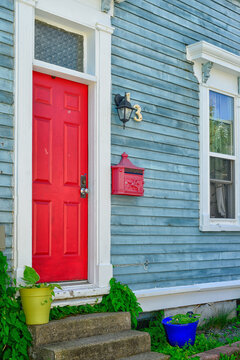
111, 0, 240, 290
0, 0, 14, 269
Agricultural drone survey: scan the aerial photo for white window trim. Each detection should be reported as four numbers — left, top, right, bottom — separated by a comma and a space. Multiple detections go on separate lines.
187, 41, 240, 231
14, 0, 113, 298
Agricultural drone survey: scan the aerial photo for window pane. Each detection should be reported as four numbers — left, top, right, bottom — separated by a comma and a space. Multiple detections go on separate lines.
35, 20, 84, 72
210, 157, 231, 182
209, 91, 234, 155
210, 158, 235, 219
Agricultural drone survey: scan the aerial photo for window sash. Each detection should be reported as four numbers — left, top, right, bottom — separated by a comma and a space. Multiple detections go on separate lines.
209, 90, 235, 220
209, 90, 234, 156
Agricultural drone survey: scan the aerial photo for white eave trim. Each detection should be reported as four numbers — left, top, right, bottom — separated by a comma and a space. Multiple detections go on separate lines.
135, 280, 240, 312
186, 41, 240, 75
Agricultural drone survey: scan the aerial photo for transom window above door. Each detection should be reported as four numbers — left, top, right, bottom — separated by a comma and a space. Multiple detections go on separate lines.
35, 20, 84, 72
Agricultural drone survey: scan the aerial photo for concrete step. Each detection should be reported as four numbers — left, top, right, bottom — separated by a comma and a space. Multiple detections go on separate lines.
29, 312, 131, 347
120, 352, 170, 360
32, 330, 151, 360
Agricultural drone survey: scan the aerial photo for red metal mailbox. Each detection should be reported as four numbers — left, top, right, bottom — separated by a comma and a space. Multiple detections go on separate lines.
111, 152, 144, 196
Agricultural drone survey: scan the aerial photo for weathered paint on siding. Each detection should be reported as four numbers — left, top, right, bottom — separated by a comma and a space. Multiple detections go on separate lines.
111, 0, 240, 290
0, 0, 14, 268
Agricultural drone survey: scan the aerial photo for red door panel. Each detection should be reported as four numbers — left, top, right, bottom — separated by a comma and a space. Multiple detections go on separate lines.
32, 71, 88, 282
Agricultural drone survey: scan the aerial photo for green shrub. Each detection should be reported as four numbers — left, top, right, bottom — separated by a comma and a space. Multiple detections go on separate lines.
50, 278, 142, 328
0, 251, 32, 360
99, 278, 142, 328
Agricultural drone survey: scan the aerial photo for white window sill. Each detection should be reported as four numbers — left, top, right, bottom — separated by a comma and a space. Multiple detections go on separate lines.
200, 221, 240, 232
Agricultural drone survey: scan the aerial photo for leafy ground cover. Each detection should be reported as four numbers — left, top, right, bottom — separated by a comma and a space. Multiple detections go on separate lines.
50, 278, 142, 328
141, 311, 240, 360
219, 354, 240, 360
0, 253, 142, 360
0, 252, 32, 360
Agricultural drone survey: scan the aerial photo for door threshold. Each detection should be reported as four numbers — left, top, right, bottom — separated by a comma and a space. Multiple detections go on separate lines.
52, 281, 110, 307
57, 280, 89, 287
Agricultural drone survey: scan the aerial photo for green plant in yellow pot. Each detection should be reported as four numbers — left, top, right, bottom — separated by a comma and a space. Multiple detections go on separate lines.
20, 266, 61, 325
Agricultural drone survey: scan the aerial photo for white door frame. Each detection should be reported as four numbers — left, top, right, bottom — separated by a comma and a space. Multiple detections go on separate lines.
14, 0, 113, 295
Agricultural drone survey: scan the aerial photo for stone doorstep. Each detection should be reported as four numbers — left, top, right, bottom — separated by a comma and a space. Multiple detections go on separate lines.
28, 311, 167, 360
193, 341, 240, 359
29, 312, 131, 347
35, 330, 151, 360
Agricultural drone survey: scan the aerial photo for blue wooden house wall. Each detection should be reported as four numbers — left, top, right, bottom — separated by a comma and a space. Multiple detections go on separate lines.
0, 0, 14, 270
111, 0, 240, 290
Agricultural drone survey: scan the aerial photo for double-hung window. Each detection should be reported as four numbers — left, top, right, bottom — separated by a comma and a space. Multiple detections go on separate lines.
186, 41, 240, 231
209, 90, 235, 220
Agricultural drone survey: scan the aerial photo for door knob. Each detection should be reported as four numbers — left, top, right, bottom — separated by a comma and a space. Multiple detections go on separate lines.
81, 188, 89, 197
80, 175, 88, 198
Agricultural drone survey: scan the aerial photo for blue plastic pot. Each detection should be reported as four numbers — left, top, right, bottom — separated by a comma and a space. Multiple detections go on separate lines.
162, 316, 199, 347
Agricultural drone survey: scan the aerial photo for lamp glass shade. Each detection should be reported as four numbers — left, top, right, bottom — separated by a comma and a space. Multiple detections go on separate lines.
117, 107, 125, 121
125, 107, 133, 121
117, 107, 133, 123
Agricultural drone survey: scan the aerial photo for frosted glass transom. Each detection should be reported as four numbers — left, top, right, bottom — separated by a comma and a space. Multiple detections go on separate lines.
35, 20, 84, 72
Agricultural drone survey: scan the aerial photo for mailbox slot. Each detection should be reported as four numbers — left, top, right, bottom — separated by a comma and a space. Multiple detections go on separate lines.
124, 168, 143, 175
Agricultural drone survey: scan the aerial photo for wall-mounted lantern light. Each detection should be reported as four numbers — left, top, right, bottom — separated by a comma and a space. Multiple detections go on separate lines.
115, 93, 135, 129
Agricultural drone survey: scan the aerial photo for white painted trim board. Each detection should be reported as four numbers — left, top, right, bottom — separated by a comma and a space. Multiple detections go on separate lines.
14, 0, 113, 290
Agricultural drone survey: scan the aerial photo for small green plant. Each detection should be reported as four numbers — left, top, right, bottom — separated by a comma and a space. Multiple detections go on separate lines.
199, 311, 232, 330
19, 267, 63, 325
219, 353, 240, 360
168, 313, 201, 325
0, 251, 32, 360
22, 265, 40, 286
141, 311, 168, 350
21, 266, 62, 299
236, 304, 240, 318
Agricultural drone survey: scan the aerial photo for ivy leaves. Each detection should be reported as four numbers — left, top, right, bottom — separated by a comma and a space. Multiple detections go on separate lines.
0, 251, 32, 360
100, 278, 142, 328
50, 278, 142, 329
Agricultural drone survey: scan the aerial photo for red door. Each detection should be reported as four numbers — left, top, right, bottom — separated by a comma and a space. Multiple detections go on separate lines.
32, 71, 88, 282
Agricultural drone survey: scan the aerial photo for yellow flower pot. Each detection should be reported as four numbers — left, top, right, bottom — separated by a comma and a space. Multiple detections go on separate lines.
20, 287, 52, 325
